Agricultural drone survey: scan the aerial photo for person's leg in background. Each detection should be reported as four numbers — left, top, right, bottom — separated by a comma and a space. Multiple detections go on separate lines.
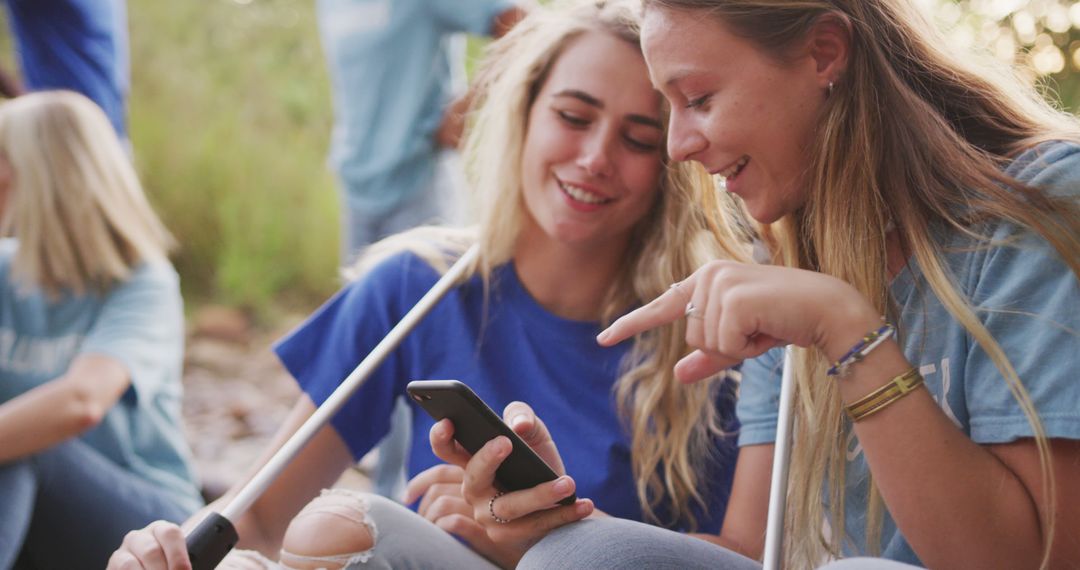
0, 439, 192, 569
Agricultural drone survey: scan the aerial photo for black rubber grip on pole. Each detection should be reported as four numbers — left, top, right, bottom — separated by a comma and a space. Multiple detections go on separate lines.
185, 512, 238, 570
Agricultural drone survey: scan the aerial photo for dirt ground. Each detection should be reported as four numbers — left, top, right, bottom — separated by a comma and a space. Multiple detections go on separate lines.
181, 306, 371, 497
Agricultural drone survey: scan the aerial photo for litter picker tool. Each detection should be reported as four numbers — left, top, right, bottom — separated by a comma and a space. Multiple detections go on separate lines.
763, 347, 796, 570
185, 244, 481, 570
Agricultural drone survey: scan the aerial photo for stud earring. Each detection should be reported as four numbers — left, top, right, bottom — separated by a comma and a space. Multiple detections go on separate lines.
826, 81, 835, 97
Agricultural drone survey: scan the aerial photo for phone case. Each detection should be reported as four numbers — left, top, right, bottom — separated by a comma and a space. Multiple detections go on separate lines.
406, 380, 576, 506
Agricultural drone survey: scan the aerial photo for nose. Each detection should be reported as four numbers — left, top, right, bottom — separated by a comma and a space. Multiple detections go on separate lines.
666, 109, 707, 162
576, 128, 615, 178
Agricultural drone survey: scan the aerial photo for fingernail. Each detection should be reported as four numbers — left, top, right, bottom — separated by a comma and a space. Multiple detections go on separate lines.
511, 414, 527, 429
494, 436, 511, 457
596, 330, 609, 344
553, 476, 572, 495
575, 500, 592, 516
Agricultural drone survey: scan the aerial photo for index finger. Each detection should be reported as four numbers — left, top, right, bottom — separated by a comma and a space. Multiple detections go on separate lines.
429, 419, 472, 468
462, 436, 511, 502
597, 280, 694, 346
404, 463, 464, 505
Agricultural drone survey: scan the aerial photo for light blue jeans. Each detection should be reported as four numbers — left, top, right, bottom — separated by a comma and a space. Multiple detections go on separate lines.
517, 518, 925, 570
0, 439, 195, 569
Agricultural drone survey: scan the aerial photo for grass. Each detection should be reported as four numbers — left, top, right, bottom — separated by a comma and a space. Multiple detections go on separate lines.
3, 2, 1079, 324
127, 0, 341, 319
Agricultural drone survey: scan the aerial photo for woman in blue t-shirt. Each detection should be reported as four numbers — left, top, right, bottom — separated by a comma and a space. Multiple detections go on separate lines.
525, 1, 1080, 569
0, 91, 202, 568
110, 2, 748, 569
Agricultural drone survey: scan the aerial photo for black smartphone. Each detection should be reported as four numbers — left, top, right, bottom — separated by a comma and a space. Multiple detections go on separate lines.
406, 379, 576, 506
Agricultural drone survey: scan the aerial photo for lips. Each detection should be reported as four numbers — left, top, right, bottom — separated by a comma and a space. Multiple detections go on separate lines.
711, 156, 750, 180
557, 179, 612, 205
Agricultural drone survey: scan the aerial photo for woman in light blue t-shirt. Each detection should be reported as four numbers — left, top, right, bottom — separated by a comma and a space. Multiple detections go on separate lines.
532, 1, 1080, 569
0, 91, 202, 569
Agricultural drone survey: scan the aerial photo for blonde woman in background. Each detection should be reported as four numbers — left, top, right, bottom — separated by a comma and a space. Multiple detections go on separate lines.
516, 0, 1080, 568
110, 2, 749, 569
0, 91, 203, 569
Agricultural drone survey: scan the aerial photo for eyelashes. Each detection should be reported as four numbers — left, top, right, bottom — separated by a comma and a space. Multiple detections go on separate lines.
555, 109, 660, 153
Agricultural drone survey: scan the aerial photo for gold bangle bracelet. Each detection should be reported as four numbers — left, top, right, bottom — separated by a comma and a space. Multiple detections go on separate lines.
845, 367, 924, 422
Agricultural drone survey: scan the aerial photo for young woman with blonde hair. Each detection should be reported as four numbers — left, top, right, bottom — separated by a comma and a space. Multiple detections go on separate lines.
110, 2, 748, 568
0, 91, 203, 569
515, 0, 1080, 568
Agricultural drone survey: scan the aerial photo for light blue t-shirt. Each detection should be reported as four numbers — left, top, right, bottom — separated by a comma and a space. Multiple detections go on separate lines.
737, 141, 1080, 565
317, 0, 511, 219
0, 240, 203, 515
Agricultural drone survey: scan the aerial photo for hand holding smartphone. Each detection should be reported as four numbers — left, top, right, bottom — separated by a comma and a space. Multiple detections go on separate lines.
406, 380, 576, 506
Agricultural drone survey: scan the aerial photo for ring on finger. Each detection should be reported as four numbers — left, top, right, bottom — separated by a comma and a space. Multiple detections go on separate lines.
669, 282, 690, 303
489, 491, 511, 524
685, 301, 703, 319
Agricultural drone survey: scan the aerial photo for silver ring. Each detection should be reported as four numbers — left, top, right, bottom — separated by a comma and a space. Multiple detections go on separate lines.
489, 491, 510, 524
685, 301, 703, 319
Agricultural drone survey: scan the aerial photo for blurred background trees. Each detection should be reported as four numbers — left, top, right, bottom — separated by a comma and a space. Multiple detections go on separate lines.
2, 0, 1079, 321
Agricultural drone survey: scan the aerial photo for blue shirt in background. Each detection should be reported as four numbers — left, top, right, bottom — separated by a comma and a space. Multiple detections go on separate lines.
4, 0, 129, 137
316, 0, 511, 221
0, 240, 203, 515
737, 141, 1080, 565
275, 251, 738, 533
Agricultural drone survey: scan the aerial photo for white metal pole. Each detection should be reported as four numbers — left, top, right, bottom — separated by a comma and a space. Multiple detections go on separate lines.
763, 347, 797, 570
185, 244, 480, 569
222, 243, 479, 521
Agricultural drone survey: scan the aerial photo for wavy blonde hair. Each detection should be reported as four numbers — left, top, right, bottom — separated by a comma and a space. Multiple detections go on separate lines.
356, 0, 750, 529
0, 91, 174, 296
646, 0, 1080, 566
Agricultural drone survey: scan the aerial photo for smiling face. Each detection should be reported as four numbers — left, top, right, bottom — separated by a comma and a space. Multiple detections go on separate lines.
641, 6, 825, 224
518, 30, 665, 252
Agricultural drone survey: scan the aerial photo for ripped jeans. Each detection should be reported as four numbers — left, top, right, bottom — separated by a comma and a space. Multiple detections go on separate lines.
224, 490, 498, 570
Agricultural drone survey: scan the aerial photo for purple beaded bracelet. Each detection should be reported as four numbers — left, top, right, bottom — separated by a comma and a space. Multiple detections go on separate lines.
826, 322, 896, 377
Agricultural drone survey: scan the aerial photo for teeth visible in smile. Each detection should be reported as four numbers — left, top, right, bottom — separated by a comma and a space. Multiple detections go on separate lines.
559, 181, 610, 205
718, 156, 750, 179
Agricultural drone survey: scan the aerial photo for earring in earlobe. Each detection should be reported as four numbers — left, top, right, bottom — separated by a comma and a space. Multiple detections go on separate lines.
826, 81, 835, 98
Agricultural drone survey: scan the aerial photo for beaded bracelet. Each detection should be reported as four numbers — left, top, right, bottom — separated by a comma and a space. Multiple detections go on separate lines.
845, 367, 924, 422
826, 322, 895, 378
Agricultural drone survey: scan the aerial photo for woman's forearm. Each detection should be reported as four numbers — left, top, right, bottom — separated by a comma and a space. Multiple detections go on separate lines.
0, 354, 130, 463
834, 333, 1046, 569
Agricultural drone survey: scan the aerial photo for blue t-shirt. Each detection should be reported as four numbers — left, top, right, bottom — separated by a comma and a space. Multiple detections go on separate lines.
737, 141, 1080, 564
0, 240, 202, 515
316, 0, 511, 219
274, 252, 738, 532
4, 0, 129, 137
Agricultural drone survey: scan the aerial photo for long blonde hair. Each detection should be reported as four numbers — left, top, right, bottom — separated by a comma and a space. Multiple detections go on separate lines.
358, 0, 750, 529
0, 91, 174, 296
646, 0, 1080, 566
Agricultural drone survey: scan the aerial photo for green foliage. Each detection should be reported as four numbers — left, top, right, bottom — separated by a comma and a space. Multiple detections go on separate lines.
127, 0, 340, 317
4, 1, 1079, 322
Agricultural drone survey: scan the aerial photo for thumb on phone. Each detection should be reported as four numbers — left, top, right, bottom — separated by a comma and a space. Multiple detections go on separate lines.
502, 401, 565, 475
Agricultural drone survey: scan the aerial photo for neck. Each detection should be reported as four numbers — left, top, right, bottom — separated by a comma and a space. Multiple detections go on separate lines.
885, 228, 910, 279
512, 225, 631, 321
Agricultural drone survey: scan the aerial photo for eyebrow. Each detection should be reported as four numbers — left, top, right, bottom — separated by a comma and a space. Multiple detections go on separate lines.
553, 89, 663, 130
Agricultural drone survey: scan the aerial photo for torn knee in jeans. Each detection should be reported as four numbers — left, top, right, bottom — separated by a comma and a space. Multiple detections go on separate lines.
280, 489, 378, 570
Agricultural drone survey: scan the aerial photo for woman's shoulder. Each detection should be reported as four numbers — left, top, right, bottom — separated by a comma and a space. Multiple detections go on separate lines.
345, 249, 445, 296
115, 257, 180, 296
1006, 140, 1080, 197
